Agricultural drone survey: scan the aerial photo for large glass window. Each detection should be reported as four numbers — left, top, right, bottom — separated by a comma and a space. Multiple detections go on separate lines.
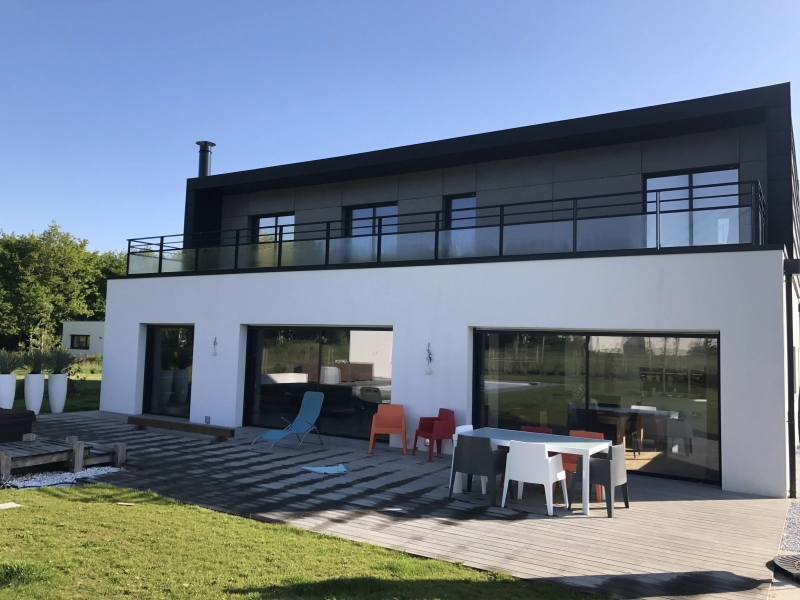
646, 168, 743, 248
244, 327, 393, 440
475, 330, 720, 484
143, 326, 194, 418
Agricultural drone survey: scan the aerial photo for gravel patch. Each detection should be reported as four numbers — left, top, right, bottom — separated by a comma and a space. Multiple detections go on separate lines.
8, 467, 123, 489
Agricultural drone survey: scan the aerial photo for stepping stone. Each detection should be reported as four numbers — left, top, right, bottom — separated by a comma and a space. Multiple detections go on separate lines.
0, 502, 22, 510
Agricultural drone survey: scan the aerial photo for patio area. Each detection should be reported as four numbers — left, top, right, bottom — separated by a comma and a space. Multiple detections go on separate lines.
29, 411, 791, 600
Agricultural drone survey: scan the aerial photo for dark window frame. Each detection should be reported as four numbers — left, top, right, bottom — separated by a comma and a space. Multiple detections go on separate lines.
70, 334, 90, 350
443, 193, 477, 229
643, 165, 740, 209
344, 202, 398, 237
251, 212, 295, 243
472, 327, 722, 486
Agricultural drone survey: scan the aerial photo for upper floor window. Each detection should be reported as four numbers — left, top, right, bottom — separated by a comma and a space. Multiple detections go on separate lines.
346, 203, 398, 236
70, 335, 90, 350
253, 214, 294, 243
646, 167, 740, 247
444, 194, 477, 229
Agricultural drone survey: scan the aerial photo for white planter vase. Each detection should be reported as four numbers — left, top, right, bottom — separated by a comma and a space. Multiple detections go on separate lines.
174, 369, 190, 404
48, 373, 68, 414
24, 374, 45, 415
0, 374, 16, 409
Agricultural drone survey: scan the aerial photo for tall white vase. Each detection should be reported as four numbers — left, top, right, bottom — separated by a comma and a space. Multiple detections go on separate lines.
48, 373, 68, 413
24, 374, 45, 415
0, 374, 16, 409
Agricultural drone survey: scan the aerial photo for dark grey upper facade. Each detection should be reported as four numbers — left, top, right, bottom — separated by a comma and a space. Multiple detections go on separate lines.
180, 83, 796, 261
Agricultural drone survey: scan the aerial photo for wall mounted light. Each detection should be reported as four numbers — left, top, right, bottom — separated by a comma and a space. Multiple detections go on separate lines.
212, 337, 217, 356
426, 343, 433, 374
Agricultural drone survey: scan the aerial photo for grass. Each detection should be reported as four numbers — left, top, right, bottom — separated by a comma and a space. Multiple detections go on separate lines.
0, 485, 600, 600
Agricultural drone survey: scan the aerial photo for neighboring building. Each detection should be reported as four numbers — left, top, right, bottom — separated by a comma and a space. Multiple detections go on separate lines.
62, 321, 105, 356
102, 84, 798, 498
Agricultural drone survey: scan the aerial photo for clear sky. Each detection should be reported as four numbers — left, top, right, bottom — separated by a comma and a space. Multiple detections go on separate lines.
1, 1, 798, 251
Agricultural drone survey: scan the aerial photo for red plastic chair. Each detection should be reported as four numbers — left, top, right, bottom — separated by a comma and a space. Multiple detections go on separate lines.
413, 408, 456, 462
560, 430, 604, 501
521, 426, 553, 434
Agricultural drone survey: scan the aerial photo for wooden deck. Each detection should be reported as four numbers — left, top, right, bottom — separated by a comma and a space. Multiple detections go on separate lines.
0, 434, 126, 482
32, 412, 792, 599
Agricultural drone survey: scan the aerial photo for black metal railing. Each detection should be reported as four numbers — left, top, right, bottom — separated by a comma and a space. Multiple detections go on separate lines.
127, 181, 767, 276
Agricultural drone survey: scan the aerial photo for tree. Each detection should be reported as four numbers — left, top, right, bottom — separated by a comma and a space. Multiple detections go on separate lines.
0, 223, 126, 349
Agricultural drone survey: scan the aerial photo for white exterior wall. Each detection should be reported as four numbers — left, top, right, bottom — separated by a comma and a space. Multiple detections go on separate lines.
101, 249, 789, 497
62, 321, 105, 355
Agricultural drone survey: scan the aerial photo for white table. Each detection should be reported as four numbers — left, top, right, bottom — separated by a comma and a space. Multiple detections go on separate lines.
456, 427, 611, 515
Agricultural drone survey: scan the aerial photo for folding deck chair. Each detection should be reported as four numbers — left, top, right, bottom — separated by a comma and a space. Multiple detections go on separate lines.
249, 391, 324, 452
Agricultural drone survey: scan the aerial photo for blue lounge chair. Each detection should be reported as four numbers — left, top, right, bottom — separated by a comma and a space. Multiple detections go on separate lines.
249, 391, 324, 452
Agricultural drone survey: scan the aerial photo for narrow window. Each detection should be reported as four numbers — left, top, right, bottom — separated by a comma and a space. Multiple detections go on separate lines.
252, 214, 295, 243
444, 195, 477, 229
346, 204, 398, 236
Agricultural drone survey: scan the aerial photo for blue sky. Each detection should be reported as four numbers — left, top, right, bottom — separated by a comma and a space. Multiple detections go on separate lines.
1, 1, 798, 251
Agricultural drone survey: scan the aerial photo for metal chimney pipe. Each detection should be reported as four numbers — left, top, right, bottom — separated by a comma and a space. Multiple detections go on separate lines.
196, 141, 216, 177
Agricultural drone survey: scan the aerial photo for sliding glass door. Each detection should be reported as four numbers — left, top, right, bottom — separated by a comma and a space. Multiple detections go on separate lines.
474, 330, 720, 484
244, 327, 393, 440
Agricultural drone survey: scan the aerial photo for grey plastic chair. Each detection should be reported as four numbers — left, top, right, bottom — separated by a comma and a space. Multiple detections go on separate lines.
249, 391, 324, 452
568, 443, 630, 517
448, 435, 507, 506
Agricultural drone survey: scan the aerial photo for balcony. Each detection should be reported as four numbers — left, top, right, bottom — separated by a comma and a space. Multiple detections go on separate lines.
127, 181, 767, 276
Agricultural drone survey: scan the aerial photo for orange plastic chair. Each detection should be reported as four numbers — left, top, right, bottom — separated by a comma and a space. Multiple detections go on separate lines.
368, 404, 407, 454
561, 430, 605, 501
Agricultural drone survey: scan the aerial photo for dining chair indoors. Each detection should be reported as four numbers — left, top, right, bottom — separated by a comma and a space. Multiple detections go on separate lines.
501, 441, 568, 516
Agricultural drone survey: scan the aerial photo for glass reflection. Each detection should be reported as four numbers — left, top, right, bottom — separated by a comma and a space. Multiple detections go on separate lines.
246, 327, 393, 440
587, 336, 719, 483
145, 326, 194, 418
475, 331, 720, 483
479, 333, 585, 435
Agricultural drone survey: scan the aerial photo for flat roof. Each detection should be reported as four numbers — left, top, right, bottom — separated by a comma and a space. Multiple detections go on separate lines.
191, 83, 790, 195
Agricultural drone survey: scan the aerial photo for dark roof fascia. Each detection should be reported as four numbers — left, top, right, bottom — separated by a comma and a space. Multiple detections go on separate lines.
190, 83, 790, 196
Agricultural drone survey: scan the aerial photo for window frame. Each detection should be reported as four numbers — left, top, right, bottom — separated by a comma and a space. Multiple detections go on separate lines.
250, 213, 295, 243
70, 334, 90, 350
443, 193, 477, 229
344, 202, 398, 237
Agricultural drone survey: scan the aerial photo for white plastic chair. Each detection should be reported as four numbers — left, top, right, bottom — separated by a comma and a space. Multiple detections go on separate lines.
450, 424, 487, 495
501, 441, 568, 516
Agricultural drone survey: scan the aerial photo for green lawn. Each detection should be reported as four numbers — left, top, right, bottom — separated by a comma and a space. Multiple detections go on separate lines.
0, 485, 599, 600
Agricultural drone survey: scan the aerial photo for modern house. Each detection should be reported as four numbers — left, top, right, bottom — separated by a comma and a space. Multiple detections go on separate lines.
101, 83, 798, 498
62, 321, 105, 356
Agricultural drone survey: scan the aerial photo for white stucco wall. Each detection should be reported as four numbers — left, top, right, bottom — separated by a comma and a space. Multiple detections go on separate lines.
100, 249, 789, 497
62, 321, 105, 355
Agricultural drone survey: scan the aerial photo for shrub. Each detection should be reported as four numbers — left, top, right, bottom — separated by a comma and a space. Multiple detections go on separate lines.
0, 350, 23, 375
23, 350, 47, 375
46, 347, 78, 374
